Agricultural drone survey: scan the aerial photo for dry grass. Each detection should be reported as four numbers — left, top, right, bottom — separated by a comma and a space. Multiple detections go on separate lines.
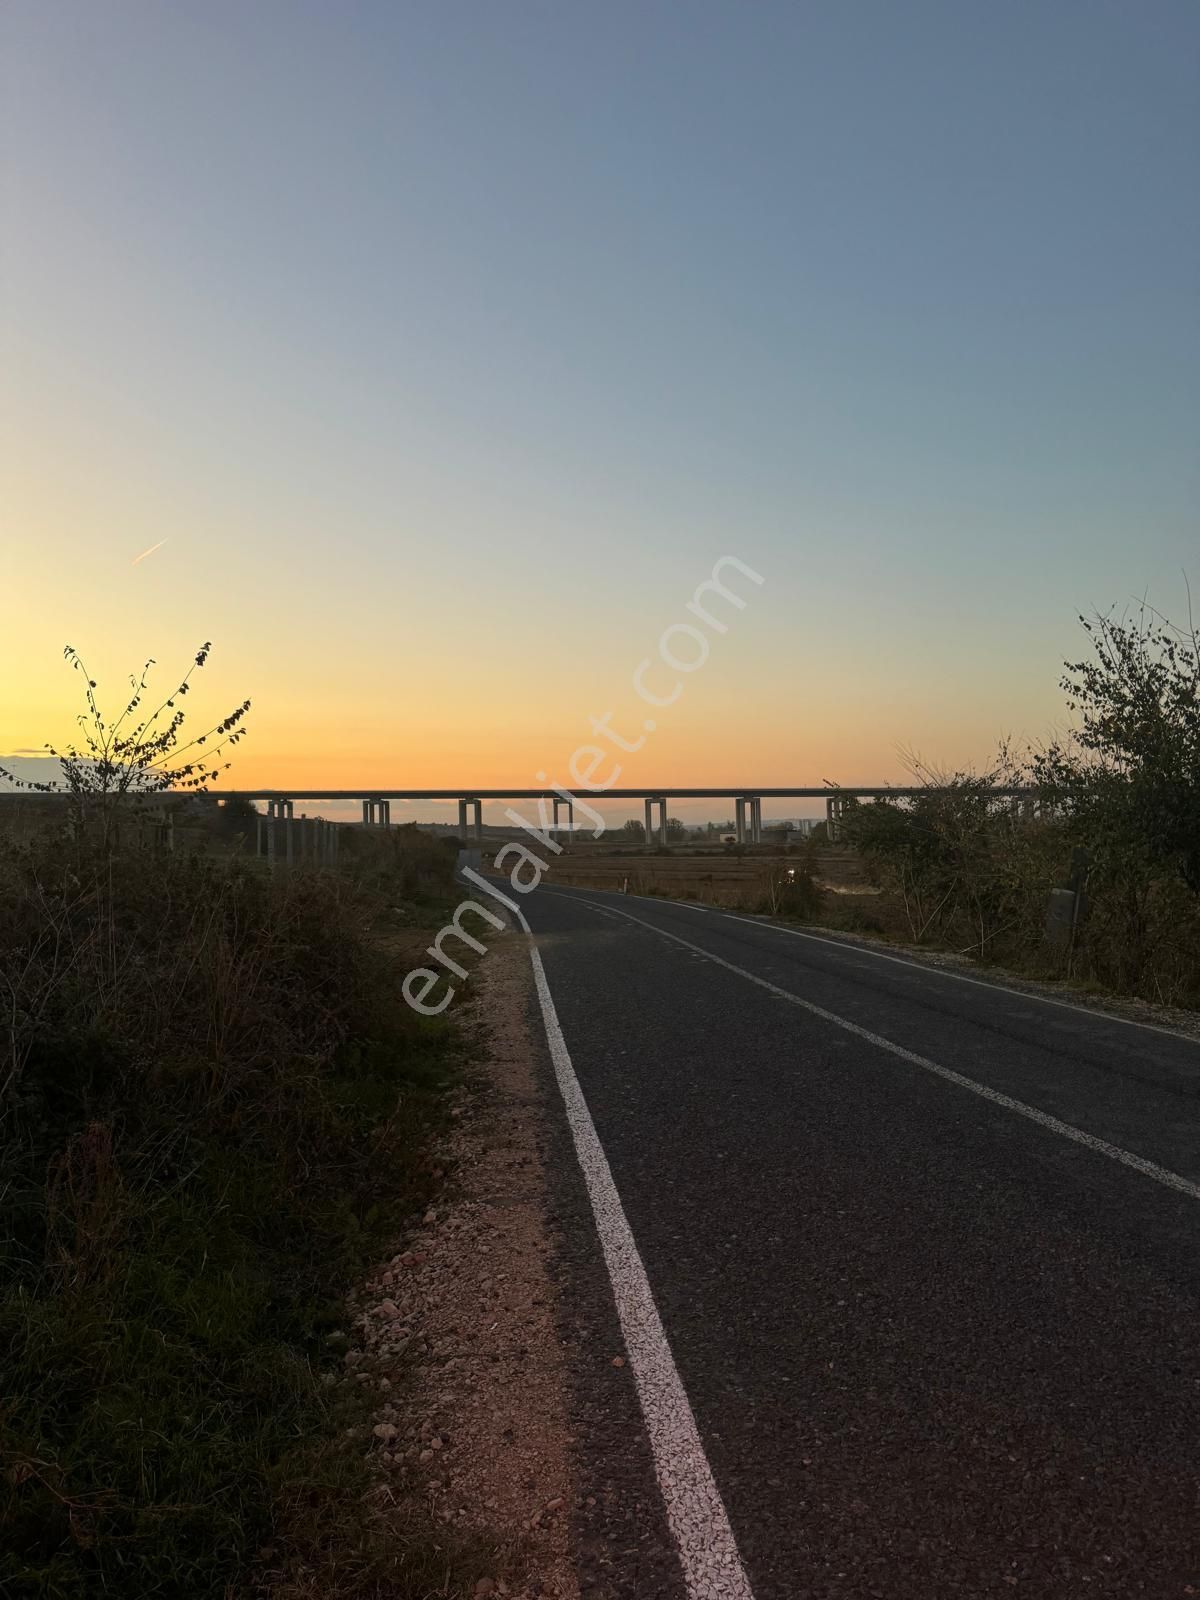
0, 818, 483, 1598
527, 842, 865, 911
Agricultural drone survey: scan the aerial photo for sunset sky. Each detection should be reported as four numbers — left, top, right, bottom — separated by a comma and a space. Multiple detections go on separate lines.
3, 3, 1197, 822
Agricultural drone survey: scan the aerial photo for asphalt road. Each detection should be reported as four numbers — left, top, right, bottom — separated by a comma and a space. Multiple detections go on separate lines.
516, 882, 1200, 1600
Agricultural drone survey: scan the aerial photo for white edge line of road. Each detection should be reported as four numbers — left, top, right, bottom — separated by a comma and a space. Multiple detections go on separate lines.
548, 888, 1200, 1207
541, 883, 1200, 1050
504, 898, 756, 1600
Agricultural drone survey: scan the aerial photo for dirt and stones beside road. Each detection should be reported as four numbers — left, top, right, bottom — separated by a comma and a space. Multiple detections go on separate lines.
347, 931, 579, 1600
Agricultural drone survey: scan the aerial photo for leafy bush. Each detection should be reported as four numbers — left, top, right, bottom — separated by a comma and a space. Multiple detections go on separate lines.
834, 602, 1200, 1005
0, 825, 464, 1597
1026, 604, 1200, 993
842, 762, 1064, 959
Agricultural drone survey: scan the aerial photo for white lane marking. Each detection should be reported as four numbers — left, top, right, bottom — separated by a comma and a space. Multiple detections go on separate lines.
548, 891, 1200, 1206
511, 904, 755, 1600
543, 884, 1200, 1049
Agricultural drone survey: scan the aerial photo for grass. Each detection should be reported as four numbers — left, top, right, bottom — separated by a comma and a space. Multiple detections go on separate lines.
0, 819, 482, 1598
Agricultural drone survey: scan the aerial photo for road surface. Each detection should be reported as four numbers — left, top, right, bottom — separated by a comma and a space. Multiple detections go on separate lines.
514, 881, 1200, 1600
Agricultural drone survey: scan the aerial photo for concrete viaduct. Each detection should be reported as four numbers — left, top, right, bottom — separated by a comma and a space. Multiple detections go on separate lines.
229, 787, 1039, 846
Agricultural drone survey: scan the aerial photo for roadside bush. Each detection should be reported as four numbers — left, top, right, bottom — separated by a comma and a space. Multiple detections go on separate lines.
835, 600, 1200, 1007
1027, 604, 1200, 996
841, 762, 1065, 961
755, 844, 825, 920
338, 819, 461, 910
0, 824, 464, 1598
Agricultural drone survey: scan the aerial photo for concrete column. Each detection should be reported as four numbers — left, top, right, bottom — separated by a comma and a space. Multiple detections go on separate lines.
285, 814, 295, 867
267, 813, 277, 870
644, 796, 653, 844
749, 797, 762, 844
282, 799, 293, 820
655, 797, 667, 848
256, 814, 265, 857
825, 796, 837, 841
552, 797, 575, 844
462, 797, 482, 846
735, 797, 747, 845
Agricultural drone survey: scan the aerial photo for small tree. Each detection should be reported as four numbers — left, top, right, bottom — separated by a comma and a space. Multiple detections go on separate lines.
1031, 603, 1200, 896
621, 818, 646, 841
666, 816, 688, 841
0, 643, 251, 849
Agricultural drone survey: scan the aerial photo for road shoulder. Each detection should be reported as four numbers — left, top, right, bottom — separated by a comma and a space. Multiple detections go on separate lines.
351, 929, 577, 1597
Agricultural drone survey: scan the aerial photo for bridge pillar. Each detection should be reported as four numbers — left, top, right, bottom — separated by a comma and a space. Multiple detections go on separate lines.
462, 797, 482, 846
749, 797, 762, 844
379, 800, 391, 826
825, 794, 850, 841
552, 796, 574, 844
456, 797, 482, 843
735, 797, 747, 845
643, 796, 667, 847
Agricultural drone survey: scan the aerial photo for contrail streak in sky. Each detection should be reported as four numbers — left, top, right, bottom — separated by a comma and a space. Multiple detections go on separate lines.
131, 538, 168, 566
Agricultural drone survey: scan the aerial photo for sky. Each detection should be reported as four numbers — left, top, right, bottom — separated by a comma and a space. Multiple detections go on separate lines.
2, 1, 1197, 822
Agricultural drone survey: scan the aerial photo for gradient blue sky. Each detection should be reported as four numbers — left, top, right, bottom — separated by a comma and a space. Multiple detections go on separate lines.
3, 2, 1197, 817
